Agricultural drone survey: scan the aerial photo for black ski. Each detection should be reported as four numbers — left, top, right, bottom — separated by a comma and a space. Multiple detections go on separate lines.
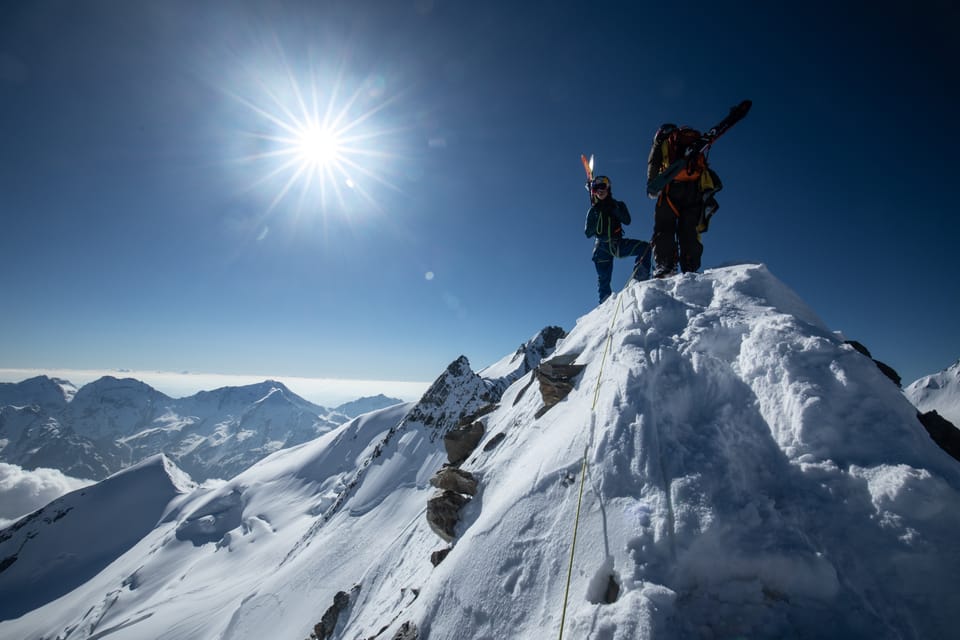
646, 100, 752, 197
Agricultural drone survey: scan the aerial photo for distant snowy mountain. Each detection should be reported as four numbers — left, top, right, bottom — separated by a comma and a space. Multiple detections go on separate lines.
905, 359, 960, 425
335, 394, 404, 418
0, 376, 76, 410
0, 377, 399, 483
2, 264, 958, 640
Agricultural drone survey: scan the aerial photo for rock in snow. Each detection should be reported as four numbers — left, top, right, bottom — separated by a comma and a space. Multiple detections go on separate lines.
1, 264, 959, 640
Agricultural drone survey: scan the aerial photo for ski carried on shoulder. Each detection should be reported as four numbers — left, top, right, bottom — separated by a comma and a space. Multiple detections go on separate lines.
580, 153, 595, 203
646, 100, 752, 197
580, 153, 594, 183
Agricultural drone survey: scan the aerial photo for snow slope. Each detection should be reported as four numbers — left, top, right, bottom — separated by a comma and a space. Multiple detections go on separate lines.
1, 264, 958, 640
0, 455, 195, 621
905, 359, 960, 426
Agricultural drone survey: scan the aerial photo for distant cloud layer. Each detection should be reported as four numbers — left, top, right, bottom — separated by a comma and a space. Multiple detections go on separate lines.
0, 368, 429, 407
0, 463, 94, 527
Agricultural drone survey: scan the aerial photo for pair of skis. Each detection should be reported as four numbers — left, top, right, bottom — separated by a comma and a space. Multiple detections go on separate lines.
579, 99, 752, 197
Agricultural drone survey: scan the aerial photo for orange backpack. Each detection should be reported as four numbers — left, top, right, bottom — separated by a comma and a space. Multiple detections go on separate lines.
661, 126, 706, 182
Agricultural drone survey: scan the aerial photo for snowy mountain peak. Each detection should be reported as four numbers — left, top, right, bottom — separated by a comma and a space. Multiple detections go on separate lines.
906, 358, 960, 426
67, 376, 174, 440
73, 375, 171, 401
189, 378, 311, 406
0, 375, 76, 410
403, 355, 498, 436
334, 394, 404, 418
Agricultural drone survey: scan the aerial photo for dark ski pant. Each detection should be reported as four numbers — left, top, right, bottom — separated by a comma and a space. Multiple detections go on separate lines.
592, 236, 651, 303
653, 181, 703, 274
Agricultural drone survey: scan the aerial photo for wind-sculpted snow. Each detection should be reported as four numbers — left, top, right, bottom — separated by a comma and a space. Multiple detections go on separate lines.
1, 264, 958, 640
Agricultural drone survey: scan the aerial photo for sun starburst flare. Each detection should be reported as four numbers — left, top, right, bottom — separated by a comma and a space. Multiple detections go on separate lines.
227, 53, 408, 219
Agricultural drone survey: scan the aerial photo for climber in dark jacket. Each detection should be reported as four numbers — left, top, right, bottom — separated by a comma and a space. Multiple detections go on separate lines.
584, 175, 650, 303
647, 124, 720, 277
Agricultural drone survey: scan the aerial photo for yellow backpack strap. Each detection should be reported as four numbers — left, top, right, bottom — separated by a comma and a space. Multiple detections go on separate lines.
699, 169, 714, 192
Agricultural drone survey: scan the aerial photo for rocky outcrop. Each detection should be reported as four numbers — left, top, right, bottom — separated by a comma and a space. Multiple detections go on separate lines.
430, 547, 452, 567
426, 466, 478, 543
390, 621, 419, 640
430, 467, 478, 496
443, 422, 485, 465
483, 432, 506, 452
309, 585, 360, 640
917, 410, 960, 462
534, 354, 585, 418
844, 340, 901, 387
426, 491, 470, 542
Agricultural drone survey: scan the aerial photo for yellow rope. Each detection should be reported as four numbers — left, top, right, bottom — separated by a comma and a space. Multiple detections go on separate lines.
558, 440, 590, 640
558, 268, 640, 638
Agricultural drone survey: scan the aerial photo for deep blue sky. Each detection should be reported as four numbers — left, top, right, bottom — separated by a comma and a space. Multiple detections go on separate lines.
1, 0, 957, 389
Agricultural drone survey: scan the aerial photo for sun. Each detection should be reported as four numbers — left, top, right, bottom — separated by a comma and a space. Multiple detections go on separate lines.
296, 123, 343, 170
227, 54, 406, 217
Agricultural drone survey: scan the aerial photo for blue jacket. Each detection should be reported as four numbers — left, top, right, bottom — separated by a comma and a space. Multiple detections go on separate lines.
585, 197, 631, 240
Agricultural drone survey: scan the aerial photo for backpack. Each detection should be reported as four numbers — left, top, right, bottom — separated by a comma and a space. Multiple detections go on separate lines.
656, 124, 723, 234
660, 126, 706, 182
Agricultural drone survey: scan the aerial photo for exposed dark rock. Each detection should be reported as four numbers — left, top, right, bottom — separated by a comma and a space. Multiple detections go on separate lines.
844, 340, 872, 358
918, 410, 960, 462
535, 354, 585, 418
513, 372, 537, 406
875, 360, 901, 387
391, 621, 419, 640
843, 340, 901, 387
0, 555, 16, 574
311, 585, 361, 640
483, 432, 506, 452
430, 547, 452, 566
426, 491, 470, 542
456, 403, 497, 427
430, 467, 478, 496
604, 574, 620, 604
443, 421, 485, 465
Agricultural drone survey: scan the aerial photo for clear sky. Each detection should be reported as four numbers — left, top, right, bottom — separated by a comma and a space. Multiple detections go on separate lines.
1, 0, 957, 391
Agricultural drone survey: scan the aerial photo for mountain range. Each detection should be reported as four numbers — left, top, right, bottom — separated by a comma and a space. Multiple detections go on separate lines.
0, 376, 402, 482
1, 264, 958, 640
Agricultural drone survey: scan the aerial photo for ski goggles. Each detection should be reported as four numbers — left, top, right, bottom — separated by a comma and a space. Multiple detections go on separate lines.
591, 181, 610, 191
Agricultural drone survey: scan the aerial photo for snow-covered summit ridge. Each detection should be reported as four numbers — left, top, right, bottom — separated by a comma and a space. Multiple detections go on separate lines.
1, 263, 958, 640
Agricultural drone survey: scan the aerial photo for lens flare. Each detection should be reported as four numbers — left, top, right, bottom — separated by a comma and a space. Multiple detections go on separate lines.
226, 47, 408, 219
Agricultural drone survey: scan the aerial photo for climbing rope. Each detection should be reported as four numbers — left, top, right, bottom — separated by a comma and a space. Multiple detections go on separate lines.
558, 256, 648, 638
